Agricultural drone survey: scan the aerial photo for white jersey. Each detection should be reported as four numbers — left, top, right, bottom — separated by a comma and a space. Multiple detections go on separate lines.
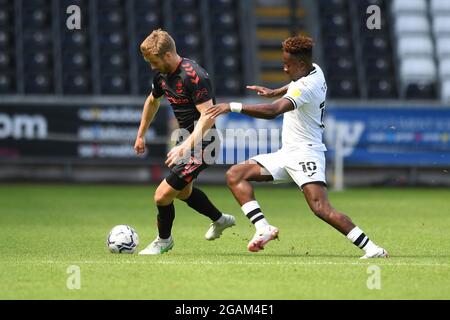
281, 63, 327, 152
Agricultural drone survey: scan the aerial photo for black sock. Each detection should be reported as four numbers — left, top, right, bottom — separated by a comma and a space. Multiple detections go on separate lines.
182, 187, 222, 222
157, 202, 175, 239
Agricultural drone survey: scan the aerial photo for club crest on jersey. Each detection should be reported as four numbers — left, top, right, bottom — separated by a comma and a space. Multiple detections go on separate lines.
288, 87, 302, 98
176, 79, 183, 94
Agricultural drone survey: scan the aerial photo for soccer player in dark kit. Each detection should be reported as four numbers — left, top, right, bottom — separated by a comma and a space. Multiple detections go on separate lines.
135, 29, 235, 254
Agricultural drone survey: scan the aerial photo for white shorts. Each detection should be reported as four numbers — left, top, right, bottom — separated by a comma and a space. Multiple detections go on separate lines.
251, 148, 327, 189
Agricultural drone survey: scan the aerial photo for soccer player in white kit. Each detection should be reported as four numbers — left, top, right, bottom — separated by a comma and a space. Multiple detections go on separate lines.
205, 36, 388, 259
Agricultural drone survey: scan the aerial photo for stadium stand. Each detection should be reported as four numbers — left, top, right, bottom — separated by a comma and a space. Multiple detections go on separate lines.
0, 0, 246, 96
0, 0, 449, 101
391, 0, 437, 99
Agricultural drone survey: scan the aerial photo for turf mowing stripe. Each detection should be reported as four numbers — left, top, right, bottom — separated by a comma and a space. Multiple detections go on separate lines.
15, 260, 450, 267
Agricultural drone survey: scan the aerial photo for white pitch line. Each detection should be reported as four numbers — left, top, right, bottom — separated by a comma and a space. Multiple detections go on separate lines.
18, 260, 450, 267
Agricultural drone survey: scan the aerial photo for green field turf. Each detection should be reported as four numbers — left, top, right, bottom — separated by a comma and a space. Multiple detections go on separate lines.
0, 184, 449, 300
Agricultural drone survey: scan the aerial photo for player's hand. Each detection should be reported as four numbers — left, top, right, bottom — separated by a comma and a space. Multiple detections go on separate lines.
165, 145, 186, 168
134, 136, 146, 156
204, 103, 231, 119
246, 85, 276, 98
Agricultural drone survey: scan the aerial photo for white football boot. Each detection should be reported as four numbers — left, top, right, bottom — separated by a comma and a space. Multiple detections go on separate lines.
138, 236, 174, 255
360, 246, 389, 259
247, 225, 279, 252
205, 214, 236, 240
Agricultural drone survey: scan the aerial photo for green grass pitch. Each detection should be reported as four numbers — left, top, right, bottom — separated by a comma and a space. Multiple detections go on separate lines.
1, 184, 449, 299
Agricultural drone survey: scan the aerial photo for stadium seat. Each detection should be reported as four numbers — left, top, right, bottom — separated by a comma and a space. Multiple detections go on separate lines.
320, 13, 349, 33
214, 33, 240, 52
430, 0, 450, 15
23, 8, 51, 28
214, 55, 240, 73
0, 30, 10, 48
357, 0, 386, 11
99, 31, 126, 49
0, 73, 15, 93
212, 12, 238, 31
362, 35, 390, 56
173, 12, 200, 31
101, 53, 128, 71
101, 74, 129, 95
25, 51, 52, 71
368, 77, 397, 98
438, 58, 450, 79
175, 33, 202, 52
134, 0, 161, 9
318, 0, 347, 14
0, 7, 10, 26
63, 73, 91, 94
177, 0, 197, 9
397, 36, 434, 57
215, 76, 242, 96
441, 80, 450, 101
391, 0, 427, 14
365, 57, 393, 76
62, 31, 89, 49
433, 16, 450, 36
325, 56, 356, 76
210, 0, 235, 10
99, 9, 125, 28
327, 77, 359, 98
405, 82, 437, 99
63, 51, 90, 71
324, 35, 352, 54
394, 15, 430, 35
136, 11, 161, 29
0, 51, 12, 70
436, 37, 450, 58
400, 57, 437, 82
23, 30, 52, 48
25, 73, 53, 94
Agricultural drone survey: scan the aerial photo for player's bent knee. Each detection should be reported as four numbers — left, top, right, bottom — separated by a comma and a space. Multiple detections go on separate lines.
154, 190, 173, 206
226, 165, 246, 186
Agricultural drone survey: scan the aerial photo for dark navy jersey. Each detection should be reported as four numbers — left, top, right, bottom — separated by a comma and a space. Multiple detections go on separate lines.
151, 58, 216, 134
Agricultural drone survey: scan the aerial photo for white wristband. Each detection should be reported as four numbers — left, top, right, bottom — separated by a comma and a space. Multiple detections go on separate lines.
230, 102, 243, 113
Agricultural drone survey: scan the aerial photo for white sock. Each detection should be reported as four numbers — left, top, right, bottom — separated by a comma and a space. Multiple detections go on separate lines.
241, 200, 269, 230
346, 226, 377, 253
215, 214, 226, 224
158, 236, 172, 242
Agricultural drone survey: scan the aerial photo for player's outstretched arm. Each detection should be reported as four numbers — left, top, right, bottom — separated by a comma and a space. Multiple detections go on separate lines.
134, 93, 161, 156
205, 98, 294, 120
246, 84, 289, 98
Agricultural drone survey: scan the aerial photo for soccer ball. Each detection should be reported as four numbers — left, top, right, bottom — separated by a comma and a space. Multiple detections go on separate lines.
106, 225, 139, 254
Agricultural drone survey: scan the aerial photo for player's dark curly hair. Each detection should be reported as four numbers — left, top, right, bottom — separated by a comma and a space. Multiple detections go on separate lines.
282, 36, 314, 62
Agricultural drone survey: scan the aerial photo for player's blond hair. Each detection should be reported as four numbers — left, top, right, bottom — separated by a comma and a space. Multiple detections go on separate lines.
140, 29, 176, 57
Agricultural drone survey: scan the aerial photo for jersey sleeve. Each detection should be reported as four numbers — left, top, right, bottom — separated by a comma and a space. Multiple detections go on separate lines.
283, 81, 311, 109
185, 68, 214, 105
150, 74, 164, 99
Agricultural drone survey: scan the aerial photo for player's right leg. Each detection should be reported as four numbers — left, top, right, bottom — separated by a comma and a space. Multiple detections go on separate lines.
138, 179, 178, 255
226, 159, 284, 252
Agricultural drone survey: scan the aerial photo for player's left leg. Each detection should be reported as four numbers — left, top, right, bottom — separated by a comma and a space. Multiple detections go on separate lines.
139, 179, 178, 255
176, 182, 235, 240
302, 183, 388, 259
227, 157, 288, 252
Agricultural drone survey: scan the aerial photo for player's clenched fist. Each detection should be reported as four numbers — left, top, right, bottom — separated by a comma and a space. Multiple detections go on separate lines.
134, 136, 146, 156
